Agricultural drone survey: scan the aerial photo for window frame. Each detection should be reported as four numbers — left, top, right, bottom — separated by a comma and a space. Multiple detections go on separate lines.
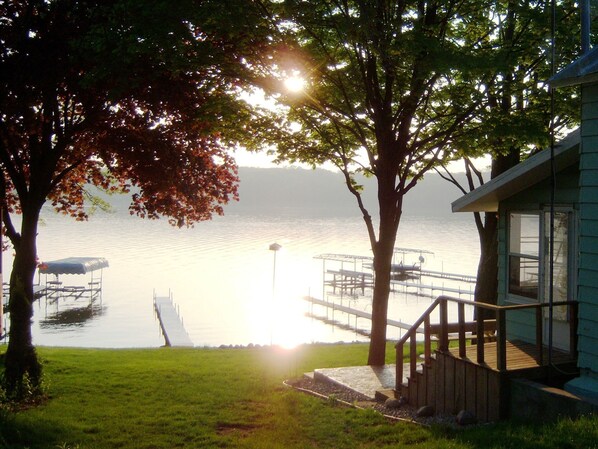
506, 207, 577, 304
507, 212, 542, 302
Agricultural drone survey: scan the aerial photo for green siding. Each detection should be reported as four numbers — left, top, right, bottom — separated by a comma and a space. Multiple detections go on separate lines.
579, 235, 598, 252
579, 235, 598, 253
578, 285, 598, 300
581, 118, 598, 137
579, 169, 598, 186
582, 83, 598, 102
579, 251, 598, 268
579, 302, 598, 327
505, 308, 536, 342
502, 165, 579, 208
579, 267, 598, 287
582, 100, 598, 120
579, 335, 598, 371
579, 218, 598, 236
578, 82, 598, 375
579, 186, 598, 202
579, 148, 598, 169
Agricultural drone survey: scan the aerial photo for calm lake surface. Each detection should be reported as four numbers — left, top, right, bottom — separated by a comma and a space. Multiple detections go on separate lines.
1, 206, 480, 348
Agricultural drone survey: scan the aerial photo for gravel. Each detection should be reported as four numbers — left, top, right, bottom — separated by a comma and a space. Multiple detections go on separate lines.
284, 375, 459, 427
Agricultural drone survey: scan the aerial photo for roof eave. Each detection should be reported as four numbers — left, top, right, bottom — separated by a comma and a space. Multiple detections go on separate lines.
549, 46, 598, 88
451, 131, 580, 213
550, 71, 598, 88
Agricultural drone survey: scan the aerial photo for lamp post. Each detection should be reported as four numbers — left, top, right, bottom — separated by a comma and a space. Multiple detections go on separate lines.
269, 243, 282, 294
269, 243, 281, 345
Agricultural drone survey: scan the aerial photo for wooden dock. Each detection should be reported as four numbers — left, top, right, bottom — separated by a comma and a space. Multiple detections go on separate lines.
323, 267, 475, 298
154, 294, 194, 347
304, 296, 419, 333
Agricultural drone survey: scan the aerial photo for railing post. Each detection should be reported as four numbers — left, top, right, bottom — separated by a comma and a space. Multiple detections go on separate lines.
395, 342, 404, 391
458, 302, 466, 358
439, 297, 448, 352
424, 315, 431, 364
535, 306, 543, 365
476, 305, 485, 364
497, 308, 507, 371
410, 333, 417, 379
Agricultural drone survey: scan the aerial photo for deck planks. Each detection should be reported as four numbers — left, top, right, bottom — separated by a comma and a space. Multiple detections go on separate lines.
448, 341, 575, 371
154, 295, 194, 347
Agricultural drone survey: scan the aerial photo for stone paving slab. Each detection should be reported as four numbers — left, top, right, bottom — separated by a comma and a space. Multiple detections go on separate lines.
313, 363, 411, 400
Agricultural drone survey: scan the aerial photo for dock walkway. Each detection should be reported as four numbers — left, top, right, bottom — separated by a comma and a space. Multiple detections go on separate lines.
304, 296, 418, 333
154, 294, 194, 347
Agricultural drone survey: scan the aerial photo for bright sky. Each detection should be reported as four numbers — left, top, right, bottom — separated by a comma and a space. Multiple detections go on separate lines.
233, 147, 490, 174
234, 82, 491, 173
234, 148, 279, 168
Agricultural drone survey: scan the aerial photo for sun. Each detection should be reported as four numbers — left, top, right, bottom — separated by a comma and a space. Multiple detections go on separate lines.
283, 75, 306, 93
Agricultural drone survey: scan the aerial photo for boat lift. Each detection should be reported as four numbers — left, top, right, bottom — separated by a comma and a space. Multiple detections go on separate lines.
37, 257, 109, 303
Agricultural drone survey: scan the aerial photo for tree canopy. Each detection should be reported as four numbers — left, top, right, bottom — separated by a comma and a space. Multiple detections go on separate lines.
436, 0, 580, 312
0, 0, 268, 393
250, 0, 495, 364
248, 0, 583, 364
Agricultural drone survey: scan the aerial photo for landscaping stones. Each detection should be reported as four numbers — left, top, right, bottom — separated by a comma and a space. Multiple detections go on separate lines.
416, 405, 435, 417
384, 398, 403, 409
287, 376, 460, 427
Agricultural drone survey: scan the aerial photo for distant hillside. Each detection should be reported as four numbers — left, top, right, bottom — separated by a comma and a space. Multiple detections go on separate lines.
78, 166, 474, 219
224, 167, 471, 218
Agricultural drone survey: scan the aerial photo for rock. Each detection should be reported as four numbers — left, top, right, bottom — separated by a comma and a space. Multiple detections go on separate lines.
416, 405, 435, 417
456, 409, 477, 426
384, 398, 402, 409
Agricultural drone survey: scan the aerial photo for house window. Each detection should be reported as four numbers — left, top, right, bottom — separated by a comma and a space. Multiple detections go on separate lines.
508, 213, 540, 299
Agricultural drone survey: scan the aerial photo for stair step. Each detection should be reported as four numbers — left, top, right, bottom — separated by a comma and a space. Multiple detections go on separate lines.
375, 389, 396, 402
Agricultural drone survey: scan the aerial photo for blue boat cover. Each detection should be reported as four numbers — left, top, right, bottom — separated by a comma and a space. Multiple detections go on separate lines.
39, 257, 109, 275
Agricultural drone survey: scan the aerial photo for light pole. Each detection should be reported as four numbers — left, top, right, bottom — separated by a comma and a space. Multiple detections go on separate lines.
269, 243, 281, 345
269, 243, 282, 294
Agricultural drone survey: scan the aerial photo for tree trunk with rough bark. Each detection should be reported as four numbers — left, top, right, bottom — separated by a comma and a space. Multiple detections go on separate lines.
367, 168, 402, 366
4, 209, 42, 395
474, 212, 499, 319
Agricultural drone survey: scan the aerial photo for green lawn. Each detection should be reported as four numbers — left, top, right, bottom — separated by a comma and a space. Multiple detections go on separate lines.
0, 344, 596, 448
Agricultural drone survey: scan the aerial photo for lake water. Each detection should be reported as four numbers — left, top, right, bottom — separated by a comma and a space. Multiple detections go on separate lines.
1, 207, 481, 348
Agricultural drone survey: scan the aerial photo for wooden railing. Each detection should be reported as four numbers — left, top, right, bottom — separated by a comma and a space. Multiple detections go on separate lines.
395, 295, 578, 390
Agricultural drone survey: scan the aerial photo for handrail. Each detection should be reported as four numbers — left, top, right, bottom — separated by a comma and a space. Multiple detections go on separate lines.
395, 295, 578, 391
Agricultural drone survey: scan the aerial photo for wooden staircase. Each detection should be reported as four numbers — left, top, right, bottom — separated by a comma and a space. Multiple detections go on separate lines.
390, 296, 578, 422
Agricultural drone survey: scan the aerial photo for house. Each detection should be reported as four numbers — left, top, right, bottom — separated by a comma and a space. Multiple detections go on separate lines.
453, 46, 598, 403
388, 47, 598, 423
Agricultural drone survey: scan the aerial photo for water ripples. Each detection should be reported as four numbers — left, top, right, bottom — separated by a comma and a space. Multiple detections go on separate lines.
3, 210, 479, 348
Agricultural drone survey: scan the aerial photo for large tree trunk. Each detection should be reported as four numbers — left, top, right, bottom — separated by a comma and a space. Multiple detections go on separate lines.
367, 169, 401, 366
367, 232, 395, 365
474, 212, 498, 319
4, 209, 42, 395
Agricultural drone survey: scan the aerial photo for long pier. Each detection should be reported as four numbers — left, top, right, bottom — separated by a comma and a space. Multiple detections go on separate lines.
303, 296, 420, 333
154, 294, 194, 347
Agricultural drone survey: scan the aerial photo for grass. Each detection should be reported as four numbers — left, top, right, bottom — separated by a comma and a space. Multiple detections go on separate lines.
0, 343, 595, 448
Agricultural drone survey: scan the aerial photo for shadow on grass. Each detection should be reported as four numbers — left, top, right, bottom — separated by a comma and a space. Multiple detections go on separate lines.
429, 414, 598, 449
0, 409, 72, 449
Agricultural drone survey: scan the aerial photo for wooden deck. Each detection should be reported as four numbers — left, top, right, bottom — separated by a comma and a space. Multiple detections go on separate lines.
394, 296, 579, 422
448, 340, 576, 372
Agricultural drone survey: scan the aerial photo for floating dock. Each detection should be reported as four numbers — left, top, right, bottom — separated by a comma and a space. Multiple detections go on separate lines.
154, 294, 194, 347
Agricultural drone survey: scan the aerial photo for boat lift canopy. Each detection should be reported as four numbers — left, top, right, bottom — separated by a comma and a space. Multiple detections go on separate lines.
39, 257, 109, 275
